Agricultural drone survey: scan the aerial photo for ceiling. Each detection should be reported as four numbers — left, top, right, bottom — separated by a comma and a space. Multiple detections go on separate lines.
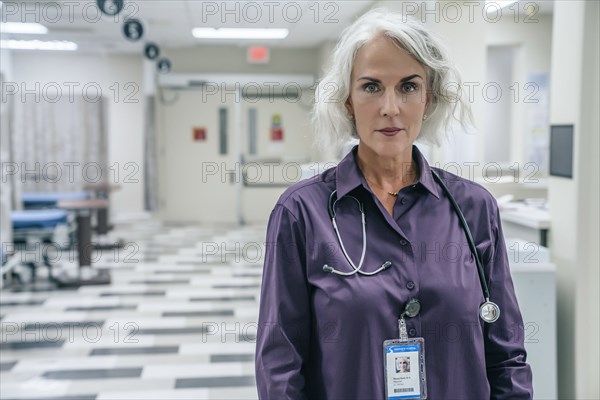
0, 0, 376, 52
0, 0, 554, 53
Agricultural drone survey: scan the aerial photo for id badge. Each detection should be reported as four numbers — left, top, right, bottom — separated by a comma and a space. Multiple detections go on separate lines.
383, 338, 427, 399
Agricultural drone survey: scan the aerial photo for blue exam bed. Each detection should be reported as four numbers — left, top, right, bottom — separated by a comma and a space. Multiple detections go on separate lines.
22, 192, 89, 209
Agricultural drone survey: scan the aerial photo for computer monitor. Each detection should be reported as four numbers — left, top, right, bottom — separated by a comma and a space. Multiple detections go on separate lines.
549, 124, 574, 178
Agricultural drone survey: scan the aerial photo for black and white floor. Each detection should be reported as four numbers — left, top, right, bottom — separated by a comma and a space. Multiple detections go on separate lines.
1, 216, 265, 400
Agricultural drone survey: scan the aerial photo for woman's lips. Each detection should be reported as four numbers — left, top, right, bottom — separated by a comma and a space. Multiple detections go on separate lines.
377, 128, 403, 136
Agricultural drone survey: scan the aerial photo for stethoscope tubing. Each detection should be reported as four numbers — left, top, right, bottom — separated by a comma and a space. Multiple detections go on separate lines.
327, 191, 392, 276
430, 170, 492, 302
327, 170, 492, 302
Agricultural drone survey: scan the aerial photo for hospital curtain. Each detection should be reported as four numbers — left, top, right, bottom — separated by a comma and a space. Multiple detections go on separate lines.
10, 95, 108, 193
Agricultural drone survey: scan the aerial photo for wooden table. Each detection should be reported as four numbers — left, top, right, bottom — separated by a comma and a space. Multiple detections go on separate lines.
83, 184, 122, 235
83, 183, 122, 194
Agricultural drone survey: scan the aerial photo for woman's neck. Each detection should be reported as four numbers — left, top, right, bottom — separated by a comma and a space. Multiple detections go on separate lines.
356, 144, 418, 194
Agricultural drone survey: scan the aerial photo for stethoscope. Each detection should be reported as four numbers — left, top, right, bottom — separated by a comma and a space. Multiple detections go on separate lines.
322, 169, 501, 323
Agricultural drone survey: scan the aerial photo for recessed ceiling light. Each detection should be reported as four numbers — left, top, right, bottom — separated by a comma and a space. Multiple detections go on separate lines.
192, 28, 288, 40
484, 0, 518, 11
0, 40, 77, 51
0, 22, 49, 34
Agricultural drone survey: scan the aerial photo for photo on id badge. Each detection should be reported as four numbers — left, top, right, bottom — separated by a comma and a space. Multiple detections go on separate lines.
395, 357, 410, 373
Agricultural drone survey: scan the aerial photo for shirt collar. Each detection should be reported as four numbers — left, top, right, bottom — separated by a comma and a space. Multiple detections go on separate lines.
413, 145, 440, 199
335, 144, 440, 200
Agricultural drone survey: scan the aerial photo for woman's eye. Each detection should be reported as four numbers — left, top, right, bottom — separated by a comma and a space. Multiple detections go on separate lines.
401, 82, 418, 93
362, 83, 379, 93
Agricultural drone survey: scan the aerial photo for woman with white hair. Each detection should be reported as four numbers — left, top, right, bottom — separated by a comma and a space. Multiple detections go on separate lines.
256, 8, 533, 399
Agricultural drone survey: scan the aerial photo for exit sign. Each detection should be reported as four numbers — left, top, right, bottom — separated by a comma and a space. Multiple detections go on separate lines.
248, 46, 269, 64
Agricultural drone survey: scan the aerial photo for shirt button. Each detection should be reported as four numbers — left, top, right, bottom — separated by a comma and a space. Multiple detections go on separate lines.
400, 198, 407, 205
406, 281, 415, 290
409, 328, 417, 337
400, 239, 408, 246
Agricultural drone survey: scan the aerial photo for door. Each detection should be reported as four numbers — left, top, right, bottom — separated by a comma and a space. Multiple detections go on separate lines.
240, 90, 314, 223
160, 87, 238, 224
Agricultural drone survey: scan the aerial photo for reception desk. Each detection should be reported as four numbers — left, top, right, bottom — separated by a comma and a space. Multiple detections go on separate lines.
501, 203, 551, 247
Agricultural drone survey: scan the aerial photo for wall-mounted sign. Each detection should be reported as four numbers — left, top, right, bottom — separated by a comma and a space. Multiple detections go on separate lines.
157, 58, 171, 74
144, 43, 160, 60
270, 114, 283, 141
97, 0, 124, 16
123, 19, 144, 41
193, 127, 206, 142
248, 46, 269, 64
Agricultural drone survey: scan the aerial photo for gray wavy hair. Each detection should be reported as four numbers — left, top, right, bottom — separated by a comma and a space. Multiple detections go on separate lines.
311, 8, 473, 150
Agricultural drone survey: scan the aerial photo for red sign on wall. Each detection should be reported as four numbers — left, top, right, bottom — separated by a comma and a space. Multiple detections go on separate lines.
248, 46, 269, 64
270, 114, 283, 141
193, 127, 206, 141
270, 127, 283, 141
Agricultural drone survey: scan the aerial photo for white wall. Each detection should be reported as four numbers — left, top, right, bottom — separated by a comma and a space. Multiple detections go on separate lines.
549, 1, 600, 399
313, 40, 339, 162
575, 1, 600, 397
167, 45, 318, 75
425, 3, 487, 171
1, 49, 14, 247
485, 45, 515, 163
1, 49, 13, 81
9, 52, 145, 214
486, 14, 553, 167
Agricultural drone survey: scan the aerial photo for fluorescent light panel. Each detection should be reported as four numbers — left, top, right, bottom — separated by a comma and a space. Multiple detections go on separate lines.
1, 39, 77, 51
484, 0, 518, 10
0, 22, 48, 34
192, 28, 288, 40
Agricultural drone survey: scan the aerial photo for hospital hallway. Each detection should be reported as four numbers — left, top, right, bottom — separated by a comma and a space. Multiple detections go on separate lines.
1, 1, 599, 399
0, 215, 264, 400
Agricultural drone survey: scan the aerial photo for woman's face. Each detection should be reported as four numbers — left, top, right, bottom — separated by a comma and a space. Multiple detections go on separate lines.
346, 34, 429, 158
396, 357, 409, 372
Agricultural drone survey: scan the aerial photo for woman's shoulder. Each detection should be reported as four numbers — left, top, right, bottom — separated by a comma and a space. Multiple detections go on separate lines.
431, 166, 500, 217
274, 165, 337, 214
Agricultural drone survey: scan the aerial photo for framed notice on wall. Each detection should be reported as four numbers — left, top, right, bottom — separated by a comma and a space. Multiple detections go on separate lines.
527, 73, 550, 174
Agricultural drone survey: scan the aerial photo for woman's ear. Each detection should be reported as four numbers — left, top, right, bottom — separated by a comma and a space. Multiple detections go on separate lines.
423, 92, 432, 116
345, 98, 354, 116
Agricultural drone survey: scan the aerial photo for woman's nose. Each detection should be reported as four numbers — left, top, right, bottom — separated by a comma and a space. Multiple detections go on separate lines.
380, 90, 401, 117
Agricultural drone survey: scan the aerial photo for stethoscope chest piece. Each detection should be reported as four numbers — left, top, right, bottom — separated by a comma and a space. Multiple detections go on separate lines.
479, 301, 501, 323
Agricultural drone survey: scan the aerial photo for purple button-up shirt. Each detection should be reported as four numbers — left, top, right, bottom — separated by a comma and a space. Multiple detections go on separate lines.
256, 145, 533, 399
